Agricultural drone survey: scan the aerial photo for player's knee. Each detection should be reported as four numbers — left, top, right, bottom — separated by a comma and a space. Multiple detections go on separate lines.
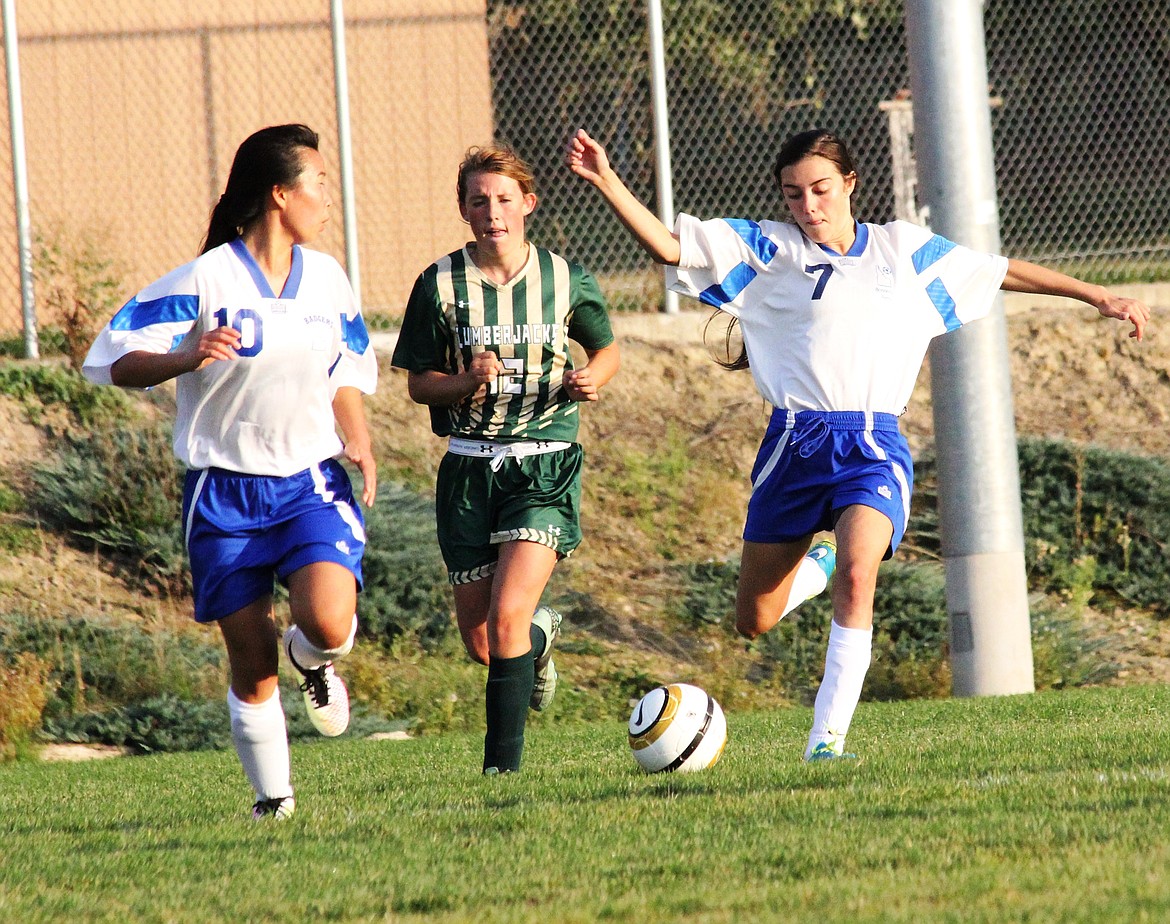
832, 562, 880, 611
735, 612, 766, 640
459, 626, 490, 664
317, 614, 358, 658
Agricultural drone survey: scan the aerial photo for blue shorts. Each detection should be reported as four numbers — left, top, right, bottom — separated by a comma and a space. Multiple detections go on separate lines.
744, 410, 913, 559
182, 459, 366, 623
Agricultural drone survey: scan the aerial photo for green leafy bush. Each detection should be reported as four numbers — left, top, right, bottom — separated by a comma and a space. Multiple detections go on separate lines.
0, 614, 223, 720
45, 694, 231, 754
44, 690, 399, 754
912, 437, 1170, 616
0, 361, 127, 427
32, 423, 188, 594
671, 552, 1110, 703
359, 481, 453, 648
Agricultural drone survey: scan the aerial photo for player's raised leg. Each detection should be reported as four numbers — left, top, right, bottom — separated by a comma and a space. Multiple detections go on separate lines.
218, 596, 296, 819
736, 536, 823, 638
283, 561, 358, 738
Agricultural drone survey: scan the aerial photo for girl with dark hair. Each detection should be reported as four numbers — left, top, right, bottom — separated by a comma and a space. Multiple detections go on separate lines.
569, 126, 1149, 762
392, 144, 620, 775
84, 124, 376, 818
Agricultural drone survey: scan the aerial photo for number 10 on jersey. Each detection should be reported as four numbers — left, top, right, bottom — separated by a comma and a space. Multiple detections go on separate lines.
215, 307, 264, 357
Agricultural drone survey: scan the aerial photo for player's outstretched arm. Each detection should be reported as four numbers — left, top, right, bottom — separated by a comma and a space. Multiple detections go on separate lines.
567, 128, 682, 266
563, 342, 621, 402
110, 327, 243, 388
1002, 258, 1151, 340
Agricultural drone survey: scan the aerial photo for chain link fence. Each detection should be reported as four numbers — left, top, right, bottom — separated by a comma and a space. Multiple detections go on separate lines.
489, 0, 1170, 307
0, 1, 490, 339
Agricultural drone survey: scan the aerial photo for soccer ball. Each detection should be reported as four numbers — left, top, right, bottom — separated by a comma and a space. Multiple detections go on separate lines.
627, 683, 727, 773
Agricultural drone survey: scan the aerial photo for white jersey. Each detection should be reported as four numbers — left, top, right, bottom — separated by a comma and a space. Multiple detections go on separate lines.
83, 239, 377, 476
667, 215, 1008, 414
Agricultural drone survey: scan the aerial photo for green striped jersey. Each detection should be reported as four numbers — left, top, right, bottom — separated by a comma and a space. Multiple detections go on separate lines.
392, 244, 614, 441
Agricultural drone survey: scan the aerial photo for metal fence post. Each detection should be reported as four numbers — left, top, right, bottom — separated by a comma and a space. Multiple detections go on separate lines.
645, 0, 677, 313
904, 0, 1034, 696
3, 0, 36, 358
331, 0, 361, 306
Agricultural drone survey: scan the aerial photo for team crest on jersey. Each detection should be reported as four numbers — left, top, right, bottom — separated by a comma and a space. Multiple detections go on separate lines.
876, 264, 894, 298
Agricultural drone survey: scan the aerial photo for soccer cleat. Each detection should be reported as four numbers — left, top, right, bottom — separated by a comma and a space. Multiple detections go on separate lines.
283, 626, 350, 737
530, 605, 562, 712
805, 538, 837, 585
805, 740, 858, 762
252, 796, 296, 820
482, 767, 516, 777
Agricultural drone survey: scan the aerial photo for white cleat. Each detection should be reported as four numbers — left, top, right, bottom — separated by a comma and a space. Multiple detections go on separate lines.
283, 627, 350, 737
252, 796, 296, 820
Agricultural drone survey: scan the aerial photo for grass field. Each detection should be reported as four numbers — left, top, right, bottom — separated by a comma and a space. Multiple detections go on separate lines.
3, 685, 1169, 923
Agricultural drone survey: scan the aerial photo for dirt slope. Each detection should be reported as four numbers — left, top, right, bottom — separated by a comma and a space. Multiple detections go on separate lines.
6, 287, 1170, 678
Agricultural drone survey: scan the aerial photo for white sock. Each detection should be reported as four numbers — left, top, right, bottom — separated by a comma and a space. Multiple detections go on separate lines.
228, 687, 293, 801
782, 554, 830, 619
287, 614, 358, 669
806, 621, 873, 757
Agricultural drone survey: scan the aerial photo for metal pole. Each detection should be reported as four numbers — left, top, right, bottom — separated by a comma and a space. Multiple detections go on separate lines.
645, 0, 678, 313
904, 0, 1034, 696
330, 0, 361, 305
3, 0, 36, 358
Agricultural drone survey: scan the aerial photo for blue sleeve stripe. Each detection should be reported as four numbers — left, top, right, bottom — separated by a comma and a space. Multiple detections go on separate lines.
724, 219, 778, 264
328, 352, 342, 376
343, 313, 371, 354
109, 294, 200, 331
699, 262, 757, 308
926, 278, 962, 331
912, 234, 956, 275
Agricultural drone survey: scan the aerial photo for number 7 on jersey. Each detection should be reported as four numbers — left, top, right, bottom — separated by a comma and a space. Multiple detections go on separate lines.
804, 263, 834, 300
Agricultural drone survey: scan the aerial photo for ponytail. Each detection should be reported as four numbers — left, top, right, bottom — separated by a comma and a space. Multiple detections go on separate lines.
200, 123, 319, 255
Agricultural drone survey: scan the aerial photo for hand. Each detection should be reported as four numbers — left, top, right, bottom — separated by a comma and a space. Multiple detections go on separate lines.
563, 366, 601, 402
567, 128, 611, 188
343, 436, 377, 507
464, 350, 502, 398
1096, 293, 1150, 341
192, 326, 242, 370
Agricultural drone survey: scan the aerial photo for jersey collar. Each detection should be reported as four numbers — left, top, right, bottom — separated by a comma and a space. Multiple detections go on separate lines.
816, 221, 868, 258
229, 237, 304, 299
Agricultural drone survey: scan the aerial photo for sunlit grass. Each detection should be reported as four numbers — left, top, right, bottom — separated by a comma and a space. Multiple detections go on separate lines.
2, 685, 1169, 922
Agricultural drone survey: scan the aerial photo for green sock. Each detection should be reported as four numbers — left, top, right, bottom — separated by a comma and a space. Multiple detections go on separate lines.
529, 622, 547, 659
483, 651, 534, 773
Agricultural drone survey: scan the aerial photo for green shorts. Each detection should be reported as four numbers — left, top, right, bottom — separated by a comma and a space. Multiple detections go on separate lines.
436, 443, 584, 585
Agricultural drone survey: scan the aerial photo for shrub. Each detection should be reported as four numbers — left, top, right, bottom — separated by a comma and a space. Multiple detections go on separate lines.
0, 614, 223, 720
345, 637, 486, 736
32, 423, 188, 594
359, 481, 453, 648
33, 225, 125, 371
45, 694, 231, 754
672, 556, 1050, 702
911, 437, 1170, 616
0, 652, 54, 761
0, 361, 128, 428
